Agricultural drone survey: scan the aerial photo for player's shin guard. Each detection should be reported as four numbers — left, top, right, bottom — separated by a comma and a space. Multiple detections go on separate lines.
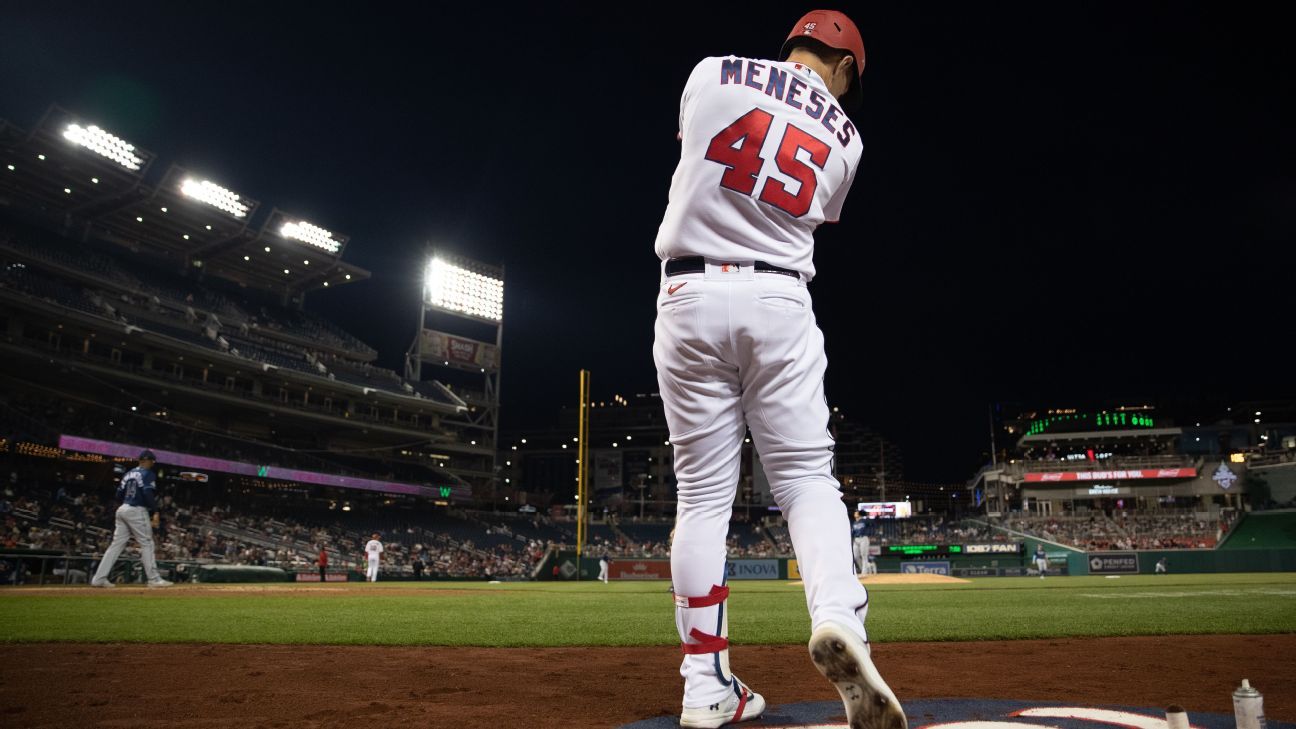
675, 583, 734, 706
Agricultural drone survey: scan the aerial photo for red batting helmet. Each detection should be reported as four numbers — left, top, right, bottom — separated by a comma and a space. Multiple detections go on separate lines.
779, 10, 866, 109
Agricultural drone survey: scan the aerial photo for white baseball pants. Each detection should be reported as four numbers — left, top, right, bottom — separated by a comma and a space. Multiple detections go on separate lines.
366, 558, 380, 582
92, 504, 161, 583
654, 261, 869, 708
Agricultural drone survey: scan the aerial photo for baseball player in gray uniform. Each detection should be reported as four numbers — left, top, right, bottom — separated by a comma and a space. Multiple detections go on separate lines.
851, 511, 872, 575
91, 450, 172, 587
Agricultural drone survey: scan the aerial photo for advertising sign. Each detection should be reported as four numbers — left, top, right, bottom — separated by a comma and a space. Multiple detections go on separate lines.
725, 560, 779, 580
419, 329, 501, 371
856, 501, 913, 519
612, 560, 671, 580
1023, 468, 1196, 482
900, 561, 951, 575
1087, 552, 1139, 574
295, 572, 348, 582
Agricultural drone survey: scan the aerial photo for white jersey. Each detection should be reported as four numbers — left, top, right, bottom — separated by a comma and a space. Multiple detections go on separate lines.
365, 540, 383, 559
654, 56, 863, 281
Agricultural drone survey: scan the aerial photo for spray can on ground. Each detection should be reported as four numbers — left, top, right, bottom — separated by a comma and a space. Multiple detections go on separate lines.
1233, 679, 1266, 729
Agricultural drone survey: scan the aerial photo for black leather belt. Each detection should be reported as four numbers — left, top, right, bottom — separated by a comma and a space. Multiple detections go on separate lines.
664, 256, 799, 278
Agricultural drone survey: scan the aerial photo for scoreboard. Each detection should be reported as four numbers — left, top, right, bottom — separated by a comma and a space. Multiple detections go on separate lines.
881, 543, 1024, 558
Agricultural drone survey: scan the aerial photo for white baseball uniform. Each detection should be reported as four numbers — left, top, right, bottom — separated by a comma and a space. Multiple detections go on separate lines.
364, 539, 383, 582
654, 55, 866, 710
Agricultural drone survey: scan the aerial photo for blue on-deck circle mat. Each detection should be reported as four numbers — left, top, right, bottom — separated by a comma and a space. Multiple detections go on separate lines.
617, 698, 1291, 729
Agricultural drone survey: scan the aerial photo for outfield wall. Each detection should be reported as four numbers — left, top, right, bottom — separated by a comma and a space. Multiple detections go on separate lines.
535, 546, 1296, 581
1064, 548, 1296, 575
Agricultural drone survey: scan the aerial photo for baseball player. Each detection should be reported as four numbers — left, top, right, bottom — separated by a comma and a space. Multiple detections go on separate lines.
1034, 544, 1048, 579
851, 511, 871, 575
653, 10, 904, 729
598, 553, 610, 584
364, 533, 383, 582
90, 450, 173, 588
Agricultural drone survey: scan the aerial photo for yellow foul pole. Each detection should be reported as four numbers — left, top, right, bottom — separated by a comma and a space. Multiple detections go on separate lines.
576, 369, 591, 569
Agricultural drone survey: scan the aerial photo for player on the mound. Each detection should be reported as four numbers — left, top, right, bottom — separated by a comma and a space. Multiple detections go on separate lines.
652, 9, 905, 729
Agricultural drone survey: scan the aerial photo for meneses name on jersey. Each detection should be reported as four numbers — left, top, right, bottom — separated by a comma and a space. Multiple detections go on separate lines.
718, 58, 857, 148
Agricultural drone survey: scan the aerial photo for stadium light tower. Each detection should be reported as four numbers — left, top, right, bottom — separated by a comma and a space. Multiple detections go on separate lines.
179, 177, 251, 218
406, 250, 505, 502
62, 122, 144, 171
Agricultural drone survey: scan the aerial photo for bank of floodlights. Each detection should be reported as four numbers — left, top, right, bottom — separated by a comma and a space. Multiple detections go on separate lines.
180, 178, 250, 218
424, 257, 504, 322
62, 123, 143, 171
280, 219, 341, 254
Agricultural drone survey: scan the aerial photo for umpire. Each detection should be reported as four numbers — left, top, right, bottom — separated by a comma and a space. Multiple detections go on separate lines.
90, 450, 173, 588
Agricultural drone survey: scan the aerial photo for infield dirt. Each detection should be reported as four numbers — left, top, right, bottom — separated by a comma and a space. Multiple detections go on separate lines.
2, 634, 1292, 728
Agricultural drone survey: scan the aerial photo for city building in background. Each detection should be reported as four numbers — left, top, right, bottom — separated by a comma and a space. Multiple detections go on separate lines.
499, 392, 930, 518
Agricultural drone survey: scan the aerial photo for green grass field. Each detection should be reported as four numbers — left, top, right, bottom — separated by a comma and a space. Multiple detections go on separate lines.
1, 573, 1294, 646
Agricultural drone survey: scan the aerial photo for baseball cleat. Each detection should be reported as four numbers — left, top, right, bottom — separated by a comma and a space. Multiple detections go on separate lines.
89, 579, 114, 588
808, 622, 906, 729
679, 678, 765, 728
147, 578, 174, 588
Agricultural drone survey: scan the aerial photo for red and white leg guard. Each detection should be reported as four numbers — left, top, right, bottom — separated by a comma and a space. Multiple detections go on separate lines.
675, 583, 734, 705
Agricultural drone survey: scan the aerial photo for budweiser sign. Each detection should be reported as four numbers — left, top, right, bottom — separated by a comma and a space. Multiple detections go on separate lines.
1023, 468, 1196, 482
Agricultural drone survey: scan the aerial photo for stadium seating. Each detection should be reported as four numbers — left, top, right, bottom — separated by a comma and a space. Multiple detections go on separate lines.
1217, 511, 1296, 549
0, 227, 480, 417
0, 469, 538, 580
1000, 512, 1225, 550
0, 393, 459, 490
0, 225, 376, 359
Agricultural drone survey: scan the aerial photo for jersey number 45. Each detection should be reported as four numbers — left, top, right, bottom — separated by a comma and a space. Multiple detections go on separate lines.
705, 108, 830, 218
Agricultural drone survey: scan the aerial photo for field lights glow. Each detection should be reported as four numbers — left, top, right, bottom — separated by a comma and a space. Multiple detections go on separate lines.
280, 220, 341, 253
62, 123, 143, 170
180, 178, 249, 218
424, 258, 504, 321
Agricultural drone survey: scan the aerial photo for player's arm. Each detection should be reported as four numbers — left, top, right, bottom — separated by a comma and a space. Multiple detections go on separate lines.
823, 157, 859, 224
677, 57, 717, 143
141, 471, 158, 511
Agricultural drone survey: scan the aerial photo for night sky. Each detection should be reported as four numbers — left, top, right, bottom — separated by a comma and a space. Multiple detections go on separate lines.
2, 3, 1292, 482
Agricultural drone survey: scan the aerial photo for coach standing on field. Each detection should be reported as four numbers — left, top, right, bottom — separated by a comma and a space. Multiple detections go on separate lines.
91, 450, 173, 588
317, 545, 329, 582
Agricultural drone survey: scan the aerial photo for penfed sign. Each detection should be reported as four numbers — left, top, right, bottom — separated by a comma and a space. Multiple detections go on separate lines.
1087, 552, 1139, 575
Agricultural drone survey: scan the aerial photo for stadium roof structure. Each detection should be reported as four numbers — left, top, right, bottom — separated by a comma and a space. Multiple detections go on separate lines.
0, 105, 369, 297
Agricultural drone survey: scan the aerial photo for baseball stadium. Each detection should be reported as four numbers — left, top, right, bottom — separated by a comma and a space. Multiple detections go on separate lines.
3, 6, 1296, 729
